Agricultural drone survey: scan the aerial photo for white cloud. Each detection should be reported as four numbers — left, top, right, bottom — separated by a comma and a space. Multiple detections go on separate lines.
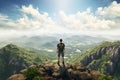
0, 1, 120, 37
16, 5, 71, 34
58, 9, 114, 31
96, 1, 120, 29
0, 14, 9, 21
0, 14, 16, 29
20, 5, 41, 18
57, 1, 120, 32
96, 1, 120, 19
18, 5, 56, 29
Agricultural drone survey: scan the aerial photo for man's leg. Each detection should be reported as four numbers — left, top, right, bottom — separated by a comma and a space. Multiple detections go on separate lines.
58, 53, 60, 66
62, 53, 65, 65
58, 57, 60, 63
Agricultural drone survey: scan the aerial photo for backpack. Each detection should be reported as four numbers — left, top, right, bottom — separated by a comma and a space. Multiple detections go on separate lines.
57, 43, 65, 52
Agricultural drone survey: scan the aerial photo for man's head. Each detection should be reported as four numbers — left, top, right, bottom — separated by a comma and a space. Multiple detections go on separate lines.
60, 39, 62, 42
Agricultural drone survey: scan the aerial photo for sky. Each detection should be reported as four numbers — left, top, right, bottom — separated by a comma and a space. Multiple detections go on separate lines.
0, 0, 120, 37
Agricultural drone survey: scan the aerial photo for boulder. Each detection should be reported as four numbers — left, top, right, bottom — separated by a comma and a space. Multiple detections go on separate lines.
7, 74, 25, 80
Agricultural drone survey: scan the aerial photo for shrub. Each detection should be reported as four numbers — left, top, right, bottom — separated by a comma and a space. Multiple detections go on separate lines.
33, 76, 43, 80
98, 74, 113, 80
23, 67, 39, 80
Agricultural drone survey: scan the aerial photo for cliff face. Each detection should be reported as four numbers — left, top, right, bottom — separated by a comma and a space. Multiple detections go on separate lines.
80, 42, 120, 76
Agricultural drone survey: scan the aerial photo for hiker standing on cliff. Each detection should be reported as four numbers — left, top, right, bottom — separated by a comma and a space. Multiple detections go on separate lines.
57, 39, 65, 66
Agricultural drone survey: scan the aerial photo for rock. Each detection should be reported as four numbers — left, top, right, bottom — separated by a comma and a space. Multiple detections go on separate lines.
39, 67, 45, 72
90, 71, 101, 80
71, 71, 81, 80
44, 77, 53, 80
53, 64, 59, 70
79, 72, 92, 80
39, 71, 46, 76
106, 61, 114, 75
29, 64, 36, 68
52, 72, 61, 78
7, 62, 103, 80
68, 68, 73, 73
44, 66, 54, 76
20, 69, 27, 74
7, 74, 25, 80
65, 63, 73, 69
76, 66, 86, 72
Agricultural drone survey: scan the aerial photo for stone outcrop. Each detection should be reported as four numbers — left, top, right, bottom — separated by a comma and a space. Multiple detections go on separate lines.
7, 74, 25, 80
7, 62, 102, 80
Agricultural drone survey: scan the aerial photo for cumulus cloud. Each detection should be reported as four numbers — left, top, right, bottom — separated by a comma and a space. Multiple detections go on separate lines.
58, 9, 114, 31
18, 5, 56, 30
96, 1, 120, 29
0, 1, 120, 36
57, 1, 120, 32
20, 5, 41, 18
96, 1, 120, 19
0, 5, 68, 35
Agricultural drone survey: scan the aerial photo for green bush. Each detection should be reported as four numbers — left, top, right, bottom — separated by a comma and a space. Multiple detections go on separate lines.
98, 74, 113, 80
24, 67, 39, 80
33, 76, 43, 80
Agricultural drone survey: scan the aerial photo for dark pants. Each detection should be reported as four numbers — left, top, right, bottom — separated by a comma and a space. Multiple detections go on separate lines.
58, 52, 64, 57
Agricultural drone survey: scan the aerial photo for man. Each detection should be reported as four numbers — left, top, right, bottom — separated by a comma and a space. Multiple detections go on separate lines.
57, 39, 65, 66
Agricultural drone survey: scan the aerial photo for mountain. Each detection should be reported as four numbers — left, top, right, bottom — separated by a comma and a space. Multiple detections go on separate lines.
0, 44, 48, 80
73, 41, 120, 79
7, 62, 113, 80
0, 35, 108, 63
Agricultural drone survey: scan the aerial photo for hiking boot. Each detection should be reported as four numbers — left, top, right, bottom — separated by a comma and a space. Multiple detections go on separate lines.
62, 61, 65, 66
57, 61, 60, 66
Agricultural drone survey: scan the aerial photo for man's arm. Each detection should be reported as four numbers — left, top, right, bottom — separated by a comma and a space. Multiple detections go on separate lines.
63, 44, 65, 53
56, 48, 58, 53
64, 48, 65, 53
56, 44, 59, 53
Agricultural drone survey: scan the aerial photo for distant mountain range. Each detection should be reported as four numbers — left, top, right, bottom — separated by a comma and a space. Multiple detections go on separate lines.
0, 44, 48, 80
0, 35, 107, 60
73, 41, 120, 80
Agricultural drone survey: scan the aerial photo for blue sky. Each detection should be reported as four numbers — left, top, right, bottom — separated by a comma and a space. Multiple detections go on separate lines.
0, 0, 120, 37
0, 0, 116, 15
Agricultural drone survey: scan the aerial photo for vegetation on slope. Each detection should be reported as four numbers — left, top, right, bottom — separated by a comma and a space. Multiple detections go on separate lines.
74, 41, 120, 62
72, 41, 120, 80
0, 44, 48, 80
